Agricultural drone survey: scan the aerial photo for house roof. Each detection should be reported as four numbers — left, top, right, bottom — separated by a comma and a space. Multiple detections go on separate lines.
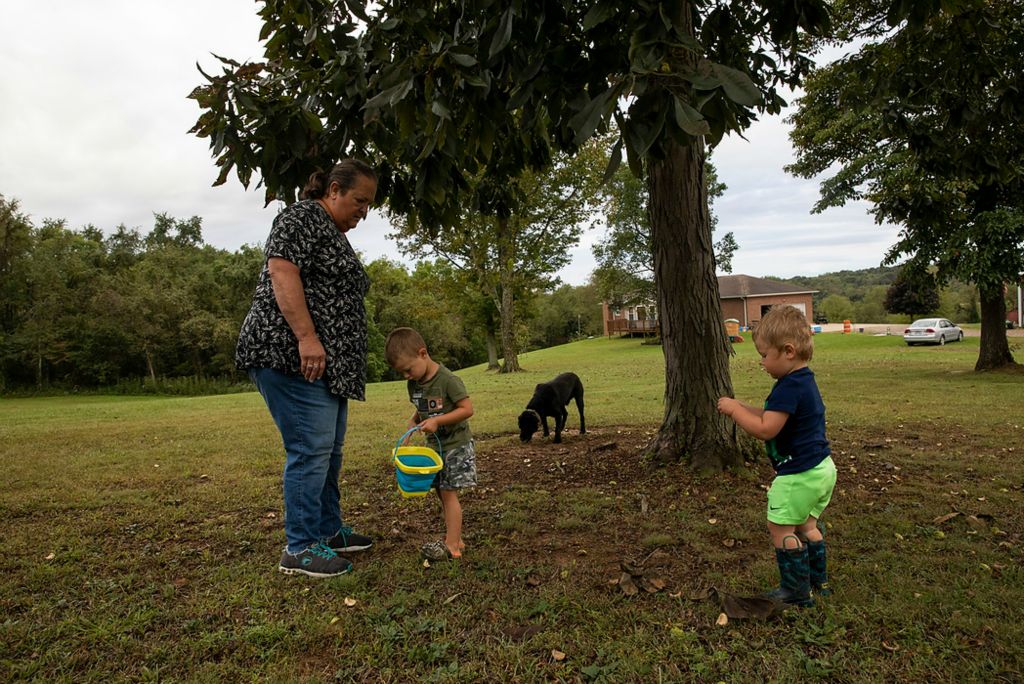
717, 274, 818, 299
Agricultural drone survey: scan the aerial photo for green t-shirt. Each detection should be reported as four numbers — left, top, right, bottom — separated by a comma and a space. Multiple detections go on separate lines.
406, 364, 472, 451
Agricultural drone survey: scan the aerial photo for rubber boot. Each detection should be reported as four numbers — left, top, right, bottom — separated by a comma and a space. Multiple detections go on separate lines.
806, 540, 830, 596
762, 546, 814, 607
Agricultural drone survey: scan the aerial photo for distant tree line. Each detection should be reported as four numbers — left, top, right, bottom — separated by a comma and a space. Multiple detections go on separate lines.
0, 195, 603, 394
778, 265, 989, 324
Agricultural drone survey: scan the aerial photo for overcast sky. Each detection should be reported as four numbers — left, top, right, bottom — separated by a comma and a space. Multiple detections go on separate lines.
1, 2, 900, 285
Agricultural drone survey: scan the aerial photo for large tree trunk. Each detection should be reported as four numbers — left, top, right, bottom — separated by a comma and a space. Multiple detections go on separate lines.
495, 216, 521, 373
485, 324, 500, 371
497, 281, 521, 373
975, 284, 1017, 370
646, 136, 750, 470
145, 346, 158, 385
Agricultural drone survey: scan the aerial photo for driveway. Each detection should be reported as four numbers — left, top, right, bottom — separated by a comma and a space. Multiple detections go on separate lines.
817, 323, 1023, 338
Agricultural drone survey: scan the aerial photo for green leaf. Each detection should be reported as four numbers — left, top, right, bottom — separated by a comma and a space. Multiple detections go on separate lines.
672, 97, 710, 136
568, 87, 616, 146
710, 64, 762, 106
583, 2, 617, 31
602, 138, 623, 184
303, 24, 318, 45
489, 8, 514, 59
364, 78, 415, 110
448, 51, 478, 68
431, 99, 451, 120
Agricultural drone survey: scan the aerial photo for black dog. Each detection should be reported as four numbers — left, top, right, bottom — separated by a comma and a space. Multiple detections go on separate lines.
518, 372, 586, 444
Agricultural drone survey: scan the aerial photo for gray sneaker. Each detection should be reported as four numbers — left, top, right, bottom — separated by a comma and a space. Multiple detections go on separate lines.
324, 525, 373, 553
279, 543, 353, 577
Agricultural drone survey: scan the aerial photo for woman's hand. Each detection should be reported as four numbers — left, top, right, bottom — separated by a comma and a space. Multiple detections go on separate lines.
298, 335, 326, 382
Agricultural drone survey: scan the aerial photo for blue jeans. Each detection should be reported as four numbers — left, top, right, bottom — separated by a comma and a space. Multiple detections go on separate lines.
250, 368, 348, 554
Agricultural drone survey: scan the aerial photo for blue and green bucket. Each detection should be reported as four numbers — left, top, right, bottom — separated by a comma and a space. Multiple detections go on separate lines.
393, 427, 443, 498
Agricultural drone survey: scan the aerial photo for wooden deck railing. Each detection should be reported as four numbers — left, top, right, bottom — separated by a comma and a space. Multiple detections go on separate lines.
606, 319, 660, 336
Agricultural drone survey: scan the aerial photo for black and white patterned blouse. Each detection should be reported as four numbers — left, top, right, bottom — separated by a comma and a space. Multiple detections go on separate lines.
235, 200, 370, 400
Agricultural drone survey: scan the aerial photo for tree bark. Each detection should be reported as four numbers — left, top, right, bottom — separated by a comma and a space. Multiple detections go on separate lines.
485, 324, 500, 371
495, 216, 521, 373
645, 135, 751, 470
145, 346, 158, 385
975, 284, 1017, 370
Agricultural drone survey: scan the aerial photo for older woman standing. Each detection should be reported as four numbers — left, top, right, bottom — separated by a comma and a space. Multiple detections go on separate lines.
237, 159, 378, 577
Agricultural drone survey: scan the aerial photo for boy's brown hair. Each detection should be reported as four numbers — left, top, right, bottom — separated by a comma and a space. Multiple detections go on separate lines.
385, 327, 427, 367
752, 305, 814, 361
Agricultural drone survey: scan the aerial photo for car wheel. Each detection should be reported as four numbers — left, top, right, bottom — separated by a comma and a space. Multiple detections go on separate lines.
939, 335, 946, 346
958, 331, 963, 342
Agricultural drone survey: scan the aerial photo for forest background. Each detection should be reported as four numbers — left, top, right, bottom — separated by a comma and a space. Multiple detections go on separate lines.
0, 194, 986, 395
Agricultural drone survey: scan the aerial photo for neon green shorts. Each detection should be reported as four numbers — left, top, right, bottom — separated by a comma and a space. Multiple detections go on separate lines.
766, 457, 837, 525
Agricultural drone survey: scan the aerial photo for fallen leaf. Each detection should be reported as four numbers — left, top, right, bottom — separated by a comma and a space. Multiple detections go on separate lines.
620, 561, 642, 575
716, 613, 729, 627
423, 559, 431, 568
501, 625, 541, 641
721, 594, 787, 620
330, 617, 340, 625
344, 597, 357, 607
443, 593, 462, 605
722, 538, 736, 548
526, 574, 542, 587
44, 552, 55, 561
551, 649, 567, 662
618, 572, 639, 596
266, 512, 277, 519
688, 587, 714, 601
966, 515, 987, 529
708, 518, 718, 525
881, 640, 900, 652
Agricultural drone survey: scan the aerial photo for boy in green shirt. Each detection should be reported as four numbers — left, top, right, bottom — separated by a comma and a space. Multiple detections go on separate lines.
385, 327, 476, 561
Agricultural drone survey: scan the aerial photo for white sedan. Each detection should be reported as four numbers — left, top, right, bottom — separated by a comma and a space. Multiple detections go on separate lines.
904, 318, 964, 346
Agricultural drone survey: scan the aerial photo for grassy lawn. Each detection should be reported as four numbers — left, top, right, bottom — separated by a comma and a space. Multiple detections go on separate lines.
2, 333, 1022, 682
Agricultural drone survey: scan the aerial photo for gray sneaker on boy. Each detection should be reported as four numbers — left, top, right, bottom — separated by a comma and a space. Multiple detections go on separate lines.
279, 542, 353, 577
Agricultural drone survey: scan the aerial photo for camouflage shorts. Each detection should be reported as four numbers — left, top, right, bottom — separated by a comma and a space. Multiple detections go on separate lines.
433, 441, 477, 490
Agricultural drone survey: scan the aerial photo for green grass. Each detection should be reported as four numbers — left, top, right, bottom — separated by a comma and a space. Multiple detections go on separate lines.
2, 334, 1023, 682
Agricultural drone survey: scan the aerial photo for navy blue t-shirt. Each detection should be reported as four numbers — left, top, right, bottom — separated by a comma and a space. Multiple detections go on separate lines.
763, 367, 831, 475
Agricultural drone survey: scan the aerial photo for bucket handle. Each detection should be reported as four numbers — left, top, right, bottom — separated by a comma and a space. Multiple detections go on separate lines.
394, 426, 443, 458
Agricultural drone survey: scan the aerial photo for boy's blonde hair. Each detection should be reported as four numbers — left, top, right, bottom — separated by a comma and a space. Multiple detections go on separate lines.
752, 305, 814, 361
385, 327, 427, 367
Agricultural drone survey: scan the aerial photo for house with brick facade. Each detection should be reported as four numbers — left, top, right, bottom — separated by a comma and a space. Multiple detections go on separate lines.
602, 274, 818, 336
718, 274, 818, 329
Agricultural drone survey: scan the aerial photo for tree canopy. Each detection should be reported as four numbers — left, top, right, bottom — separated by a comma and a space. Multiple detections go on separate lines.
787, 0, 1023, 369
190, 0, 833, 469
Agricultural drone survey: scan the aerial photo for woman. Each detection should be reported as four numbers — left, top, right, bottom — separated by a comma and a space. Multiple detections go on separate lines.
237, 159, 378, 577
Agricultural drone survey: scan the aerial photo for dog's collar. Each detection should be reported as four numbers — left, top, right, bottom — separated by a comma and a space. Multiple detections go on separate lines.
525, 408, 542, 423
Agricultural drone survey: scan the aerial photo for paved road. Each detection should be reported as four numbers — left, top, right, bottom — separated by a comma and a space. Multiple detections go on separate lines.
816, 323, 1023, 338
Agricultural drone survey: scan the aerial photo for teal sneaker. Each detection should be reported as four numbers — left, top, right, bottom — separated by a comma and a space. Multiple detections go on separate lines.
279, 543, 353, 577
324, 525, 373, 553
